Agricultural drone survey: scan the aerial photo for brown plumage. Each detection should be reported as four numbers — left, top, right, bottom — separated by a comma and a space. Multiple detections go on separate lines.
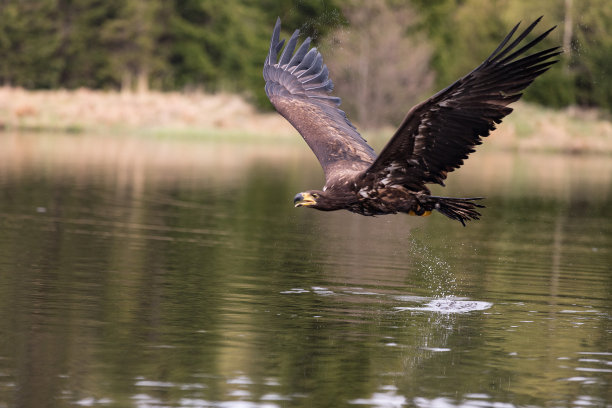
263, 17, 560, 225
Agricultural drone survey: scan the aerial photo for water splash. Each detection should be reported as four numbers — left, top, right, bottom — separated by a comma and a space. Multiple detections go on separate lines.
395, 297, 493, 314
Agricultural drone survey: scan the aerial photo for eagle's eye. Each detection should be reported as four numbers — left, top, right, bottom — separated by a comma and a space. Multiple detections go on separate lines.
312, 193, 320, 199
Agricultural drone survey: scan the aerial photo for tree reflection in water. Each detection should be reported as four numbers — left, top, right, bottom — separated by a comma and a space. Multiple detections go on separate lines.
0, 133, 610, 407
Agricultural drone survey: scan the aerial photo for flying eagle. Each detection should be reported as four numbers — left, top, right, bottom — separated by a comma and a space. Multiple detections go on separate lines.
263, 17, 559, 225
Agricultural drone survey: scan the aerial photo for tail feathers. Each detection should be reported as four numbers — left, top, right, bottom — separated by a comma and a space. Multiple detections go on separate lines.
433, 196, 485, 226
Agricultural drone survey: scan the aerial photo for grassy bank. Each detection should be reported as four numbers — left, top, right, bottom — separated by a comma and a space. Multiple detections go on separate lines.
0, 87, 295, 142
1, 87, 611, 154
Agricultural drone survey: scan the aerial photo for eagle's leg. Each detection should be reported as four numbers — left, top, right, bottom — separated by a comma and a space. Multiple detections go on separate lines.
408, 206, 432, 217
427, 196, 485, 226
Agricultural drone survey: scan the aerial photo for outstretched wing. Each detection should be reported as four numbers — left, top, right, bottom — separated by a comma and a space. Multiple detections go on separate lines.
366, 17, 560, 190
263, 18, 376, 184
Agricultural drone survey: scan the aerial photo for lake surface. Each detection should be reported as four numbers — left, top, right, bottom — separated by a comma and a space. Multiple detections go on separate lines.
0, 134, 610, 408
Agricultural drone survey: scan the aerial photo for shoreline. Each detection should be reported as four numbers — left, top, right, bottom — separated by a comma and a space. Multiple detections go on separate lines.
1, 132, 610, 203
1, 87, 611, 155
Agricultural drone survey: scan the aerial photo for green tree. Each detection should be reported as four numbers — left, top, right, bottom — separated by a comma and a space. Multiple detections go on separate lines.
412, 0, 576, 108
56, 0, 121, 89
571, 0, 612, 110
2, 0, 611, 114
257, 0, 346, 39
0, 0, 63, 88
100, 0, 164, 92
166, 0, 266, 92
165, 0, 344, 106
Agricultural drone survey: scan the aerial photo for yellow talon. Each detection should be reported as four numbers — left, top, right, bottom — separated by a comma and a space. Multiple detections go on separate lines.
408, 210, 432, 217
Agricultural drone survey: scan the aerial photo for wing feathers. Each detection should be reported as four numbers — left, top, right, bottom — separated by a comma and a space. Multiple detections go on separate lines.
263, 18, 377, 183
294, 48, 318, 74
264, 17, 558, 191
279, 30, 300, 67
497, 26, 557, 64
488, 17, 542, 63
266, 18, 282, 66
485, 21, 522, 62
297, 50, 323, 79
303, 65, 330, 85
288, 37, 311, 69
367, 18, 559, 188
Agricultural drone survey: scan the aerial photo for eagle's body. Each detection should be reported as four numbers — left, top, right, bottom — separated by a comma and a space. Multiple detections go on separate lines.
264, 17, 559, 225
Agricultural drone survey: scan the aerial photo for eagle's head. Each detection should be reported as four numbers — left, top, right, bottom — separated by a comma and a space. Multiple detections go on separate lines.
293, 190, 336, 211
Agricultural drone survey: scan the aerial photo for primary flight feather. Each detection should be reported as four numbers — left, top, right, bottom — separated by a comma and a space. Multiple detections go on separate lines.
263, 17, 560, 225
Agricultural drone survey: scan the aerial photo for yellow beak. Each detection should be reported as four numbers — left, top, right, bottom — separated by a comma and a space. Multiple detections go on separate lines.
294, 192, 316, 207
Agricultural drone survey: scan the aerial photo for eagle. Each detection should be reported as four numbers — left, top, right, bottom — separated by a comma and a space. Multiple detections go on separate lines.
263, 17, 559, 225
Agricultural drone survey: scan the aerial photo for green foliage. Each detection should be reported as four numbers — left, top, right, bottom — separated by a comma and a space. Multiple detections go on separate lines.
0, 0, 610, 112
570, 0, 612, 110
0, 1, 63, 88
0, 0, 345, 107
413, 0, 612, 111
60, 0, 125, 89
99, 0, 164, 91
165, 0, 271, 100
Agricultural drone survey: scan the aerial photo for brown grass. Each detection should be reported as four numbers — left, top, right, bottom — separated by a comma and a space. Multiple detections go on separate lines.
488, 102, 612, 155
1, 87, 611, 154
0, 86, 294, 138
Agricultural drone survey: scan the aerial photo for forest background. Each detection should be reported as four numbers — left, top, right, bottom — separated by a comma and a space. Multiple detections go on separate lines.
0, 0, 609, 133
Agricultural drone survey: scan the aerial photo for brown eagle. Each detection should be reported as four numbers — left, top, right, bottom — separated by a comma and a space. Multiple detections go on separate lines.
263, 17, 559, 225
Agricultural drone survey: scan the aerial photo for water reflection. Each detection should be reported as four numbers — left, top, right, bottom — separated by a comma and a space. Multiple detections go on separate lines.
0, 133, 610, 407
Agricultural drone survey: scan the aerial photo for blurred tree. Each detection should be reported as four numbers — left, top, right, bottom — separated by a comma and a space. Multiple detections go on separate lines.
411, 0, 612, 111
100, 0, 164, 92
0, 0, 345, 106
257, 0, 346, 40
0, 0, 611, 114
162, 0, 345, 106
0, 1, 63, 88
322, 0, 434, 128
165, 0, 268, 94
571, 0, 612, 110
56, 0, 121, 89
412, 0, 569, 106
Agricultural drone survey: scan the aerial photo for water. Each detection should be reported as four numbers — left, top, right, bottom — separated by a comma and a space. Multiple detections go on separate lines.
0, 134, 610, 408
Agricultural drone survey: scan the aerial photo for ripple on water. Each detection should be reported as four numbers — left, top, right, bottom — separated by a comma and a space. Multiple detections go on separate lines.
350, 385, 406, 407
394, 297, 493, 314
280, 286, 493, 315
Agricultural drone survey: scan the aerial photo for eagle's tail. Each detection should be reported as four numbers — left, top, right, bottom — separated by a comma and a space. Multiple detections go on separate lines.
432, 196, 485, 226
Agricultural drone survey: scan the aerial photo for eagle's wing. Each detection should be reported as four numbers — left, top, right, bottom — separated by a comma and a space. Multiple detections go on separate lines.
365, 17, 560, 190
264, 18, 377, 184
